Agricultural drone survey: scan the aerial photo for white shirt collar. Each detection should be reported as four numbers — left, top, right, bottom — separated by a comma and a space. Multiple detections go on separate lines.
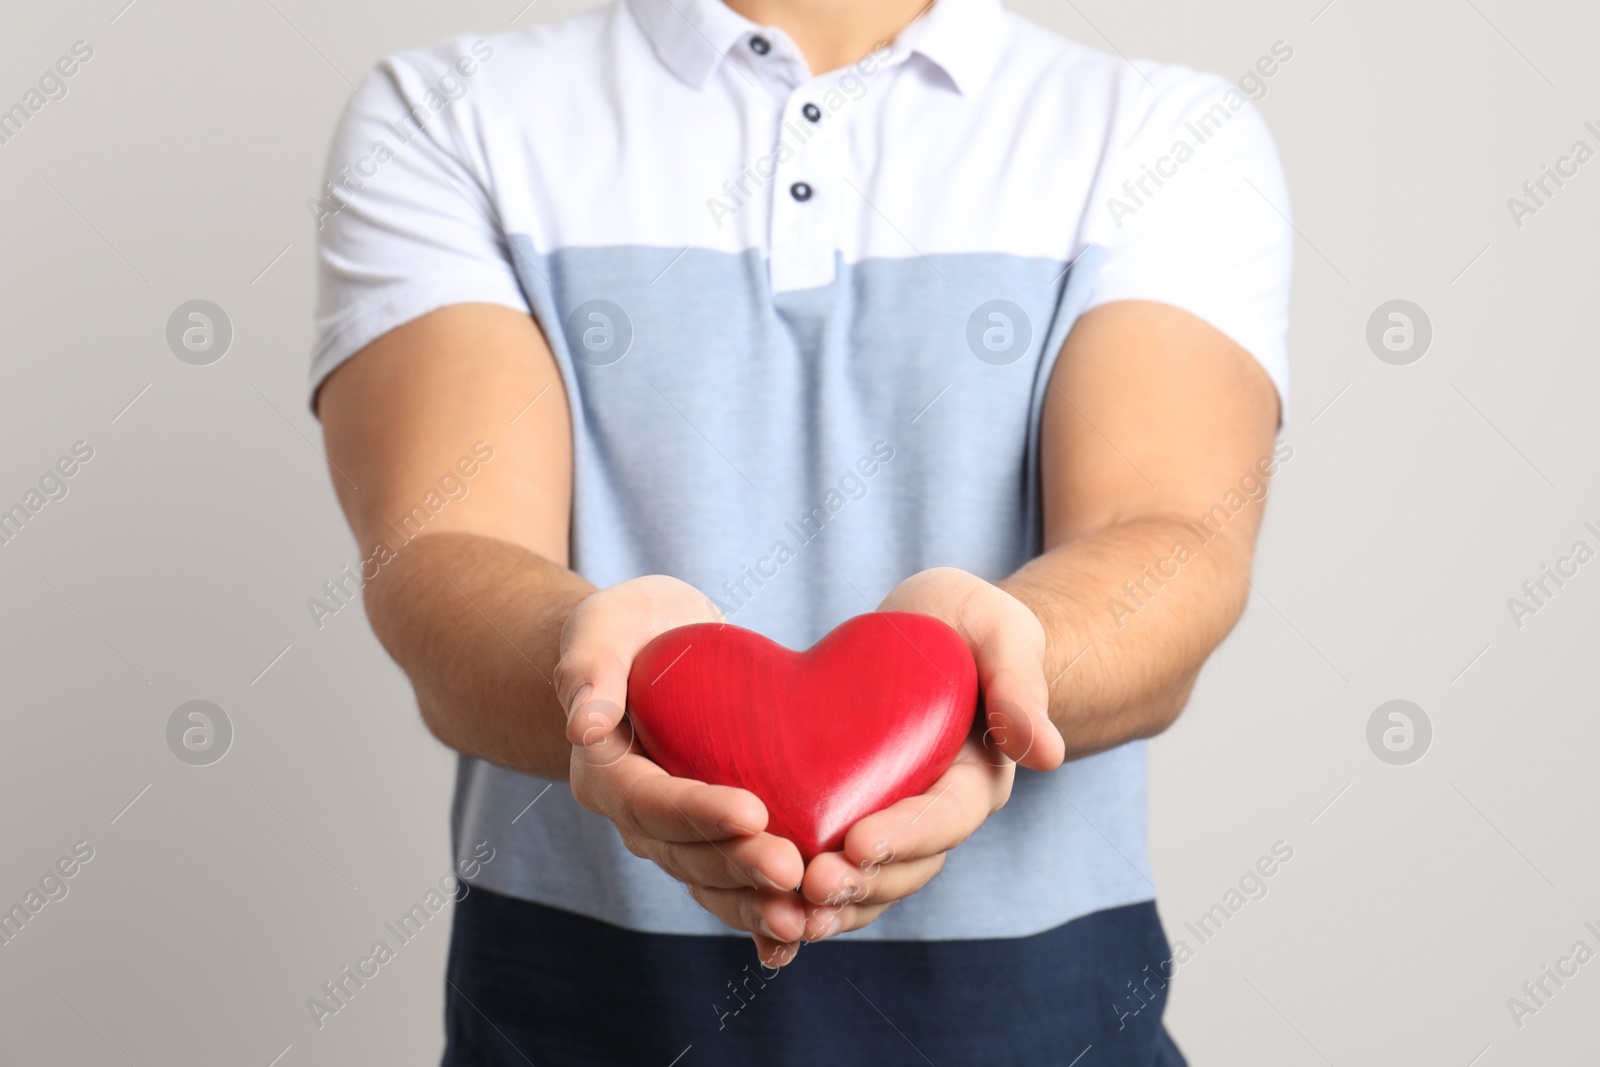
895, 0, 1010, 95
627, 0, 1009, 95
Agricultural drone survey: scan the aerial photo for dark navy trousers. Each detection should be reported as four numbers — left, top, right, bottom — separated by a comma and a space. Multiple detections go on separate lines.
443, 886, 1187, 1066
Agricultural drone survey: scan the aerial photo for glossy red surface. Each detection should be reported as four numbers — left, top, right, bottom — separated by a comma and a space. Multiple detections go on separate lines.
626, 612, 978, 861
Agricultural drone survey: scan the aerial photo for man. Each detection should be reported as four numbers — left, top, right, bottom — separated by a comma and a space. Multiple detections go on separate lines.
312, 0, 1290, 1061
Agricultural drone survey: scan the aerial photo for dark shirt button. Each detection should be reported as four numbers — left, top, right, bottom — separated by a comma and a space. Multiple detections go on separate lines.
802, 102, 822, 122
790, 182, 813, 202
749, 35, 771, 55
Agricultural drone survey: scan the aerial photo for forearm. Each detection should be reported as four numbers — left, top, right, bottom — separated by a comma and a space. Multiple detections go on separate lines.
999, 513, 1257, 760
363, 530, 594, 780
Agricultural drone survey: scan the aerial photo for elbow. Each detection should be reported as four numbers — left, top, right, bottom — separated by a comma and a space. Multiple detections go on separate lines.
413, 689, 459, 751
1134, 673, 1199, 742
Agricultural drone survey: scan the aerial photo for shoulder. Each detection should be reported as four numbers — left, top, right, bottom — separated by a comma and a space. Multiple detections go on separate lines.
992, 14, 1292, 156
348, 6, 626, 122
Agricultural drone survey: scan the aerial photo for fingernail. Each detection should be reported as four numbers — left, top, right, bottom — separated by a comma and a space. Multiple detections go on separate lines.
805, 911, 840, 941
760, 941, 796, 968
718, 819, 756, 837
756, 916, 779, 940
568, 683, 593, 717
753, 869, 790, 892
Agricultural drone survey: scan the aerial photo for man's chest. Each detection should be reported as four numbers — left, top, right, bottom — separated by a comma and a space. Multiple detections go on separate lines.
479, 71, 1101, 295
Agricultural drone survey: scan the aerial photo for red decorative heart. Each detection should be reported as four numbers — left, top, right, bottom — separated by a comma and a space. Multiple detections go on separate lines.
626, 612, 978, 861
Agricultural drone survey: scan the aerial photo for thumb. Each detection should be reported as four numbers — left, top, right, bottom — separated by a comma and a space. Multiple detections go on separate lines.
556, 617, 632, 747
976, 660, 1065, 772
557, 576, 724, 746
563, 678, 629, 748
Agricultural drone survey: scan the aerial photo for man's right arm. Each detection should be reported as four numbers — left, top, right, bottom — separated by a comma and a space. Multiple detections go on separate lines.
317, 303, 810, 961
318, 302, 586, 781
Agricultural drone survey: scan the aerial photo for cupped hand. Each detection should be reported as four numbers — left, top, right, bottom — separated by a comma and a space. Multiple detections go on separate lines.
559, 575, 807, 966
797, 567, 1066, 940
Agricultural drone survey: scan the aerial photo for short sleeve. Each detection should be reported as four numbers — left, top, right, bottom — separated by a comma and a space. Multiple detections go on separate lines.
309, 39, 528, 409
1081, 69, 1293, 412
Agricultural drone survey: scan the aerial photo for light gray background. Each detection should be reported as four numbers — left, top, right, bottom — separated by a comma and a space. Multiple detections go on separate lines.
2, 0, 1596, 1063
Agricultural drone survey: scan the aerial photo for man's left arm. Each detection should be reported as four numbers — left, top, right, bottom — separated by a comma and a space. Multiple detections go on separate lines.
1003, 297, 1283, 755
798, 299, 1282, 935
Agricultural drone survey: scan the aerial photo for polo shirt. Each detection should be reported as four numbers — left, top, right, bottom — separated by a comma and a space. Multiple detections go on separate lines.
310, 0, 1290, 1035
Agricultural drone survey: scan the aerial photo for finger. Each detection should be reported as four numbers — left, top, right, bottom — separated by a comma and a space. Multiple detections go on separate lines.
568, 716, 645, 779
880, 570, 1065, 771
801, 900, 890, 942
557, 576, 722, 744
840, 755, 1009, 865
624, 771, 769, 843
690, 885, 809, 944
574, 725, 766, 840
567, 694, 628, 749
643, 832, 805, 893
751, 933, 799, 969
968, 628, 1064, 772
980, 692, 1063, 772
800, 850, 945, 908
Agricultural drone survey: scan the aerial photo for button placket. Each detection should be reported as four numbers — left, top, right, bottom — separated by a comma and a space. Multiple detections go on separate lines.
769, 78, 847, 293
